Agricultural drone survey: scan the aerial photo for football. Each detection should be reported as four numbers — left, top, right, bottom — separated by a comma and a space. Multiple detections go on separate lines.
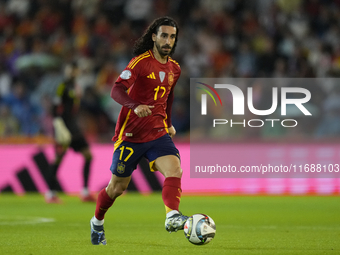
183, 214, 216, 245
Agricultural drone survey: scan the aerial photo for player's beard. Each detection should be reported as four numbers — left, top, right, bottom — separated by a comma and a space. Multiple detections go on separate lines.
155, 41, 172, 57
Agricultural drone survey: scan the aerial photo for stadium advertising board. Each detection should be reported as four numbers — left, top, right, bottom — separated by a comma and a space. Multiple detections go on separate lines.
1, 144, 339, 194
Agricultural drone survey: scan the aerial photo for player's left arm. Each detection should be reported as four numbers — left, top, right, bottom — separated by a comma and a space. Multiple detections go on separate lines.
166, 65, 181, 138
166, 86, 175, 138
52, 83, 71, 145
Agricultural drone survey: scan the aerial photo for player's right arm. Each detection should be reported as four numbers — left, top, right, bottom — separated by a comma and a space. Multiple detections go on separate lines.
110, 83, 154, 117
110, 58, 154, 118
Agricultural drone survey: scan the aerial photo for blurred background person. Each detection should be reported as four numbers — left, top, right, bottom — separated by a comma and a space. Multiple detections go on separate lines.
45, 62, 95, 203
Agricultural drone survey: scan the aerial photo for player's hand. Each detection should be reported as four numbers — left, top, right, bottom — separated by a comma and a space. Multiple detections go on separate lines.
134, 105, 154, 117
168, 126, 176, 138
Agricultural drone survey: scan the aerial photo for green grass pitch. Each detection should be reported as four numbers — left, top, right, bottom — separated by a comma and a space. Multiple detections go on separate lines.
0, 193, 339, 255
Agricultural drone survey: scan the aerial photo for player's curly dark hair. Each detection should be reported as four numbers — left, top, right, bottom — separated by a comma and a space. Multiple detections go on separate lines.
133, 16, 179, 57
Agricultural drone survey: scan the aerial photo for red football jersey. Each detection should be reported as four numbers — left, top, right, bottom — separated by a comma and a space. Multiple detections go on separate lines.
112, 50, 181, 143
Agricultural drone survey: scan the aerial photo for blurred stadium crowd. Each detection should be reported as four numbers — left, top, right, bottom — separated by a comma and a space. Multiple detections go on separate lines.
1, 0, 340, 142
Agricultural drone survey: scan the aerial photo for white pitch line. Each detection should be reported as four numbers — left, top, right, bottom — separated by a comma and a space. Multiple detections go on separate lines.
0, 216, 55, 225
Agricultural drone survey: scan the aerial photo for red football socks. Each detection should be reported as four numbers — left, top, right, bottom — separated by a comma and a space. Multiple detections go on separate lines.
95, 188, 115, 220
162, 177, 182, 213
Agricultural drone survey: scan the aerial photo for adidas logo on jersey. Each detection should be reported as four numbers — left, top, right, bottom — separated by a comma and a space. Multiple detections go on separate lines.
147, 72, 156, 79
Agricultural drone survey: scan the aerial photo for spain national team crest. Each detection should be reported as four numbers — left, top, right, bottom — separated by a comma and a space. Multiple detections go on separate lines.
117, 162, 125, 174
168, 71, 174, 86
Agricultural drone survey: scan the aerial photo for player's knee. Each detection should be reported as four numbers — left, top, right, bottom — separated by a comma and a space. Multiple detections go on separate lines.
85, 153, 92, 161
82, 150, 92, 161
175, 166, 183, 178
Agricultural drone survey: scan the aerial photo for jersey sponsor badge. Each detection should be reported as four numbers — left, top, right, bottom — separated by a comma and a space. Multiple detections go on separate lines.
159, 71, 165, 83
120, 70, 132, 80
168, 71, 174, 86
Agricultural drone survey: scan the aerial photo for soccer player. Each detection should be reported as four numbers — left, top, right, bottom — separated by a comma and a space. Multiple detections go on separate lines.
90, 16, 188, 245
45, 62, 96, 203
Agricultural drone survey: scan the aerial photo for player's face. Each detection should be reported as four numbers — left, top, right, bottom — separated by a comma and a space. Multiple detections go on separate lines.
153, 25, 177, 57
